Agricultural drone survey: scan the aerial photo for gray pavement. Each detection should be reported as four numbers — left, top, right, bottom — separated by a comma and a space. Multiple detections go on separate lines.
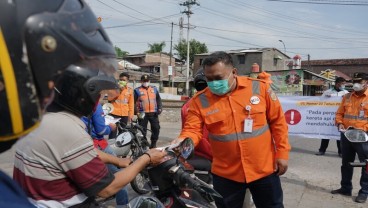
0, 121, 367, 207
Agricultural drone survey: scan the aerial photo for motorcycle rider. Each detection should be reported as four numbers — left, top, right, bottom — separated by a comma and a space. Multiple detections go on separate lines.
181, 69, 213, 182
0, 0, 166, 207
81, 103, 129, 206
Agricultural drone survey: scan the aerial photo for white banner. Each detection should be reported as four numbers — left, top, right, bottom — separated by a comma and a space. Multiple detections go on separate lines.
279, 96, 343, 140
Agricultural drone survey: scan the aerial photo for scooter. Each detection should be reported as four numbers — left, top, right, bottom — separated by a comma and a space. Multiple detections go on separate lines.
344, 128, 368, 171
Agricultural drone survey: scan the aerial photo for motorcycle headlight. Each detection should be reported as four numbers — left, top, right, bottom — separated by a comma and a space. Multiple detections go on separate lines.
116, 131, 133, 147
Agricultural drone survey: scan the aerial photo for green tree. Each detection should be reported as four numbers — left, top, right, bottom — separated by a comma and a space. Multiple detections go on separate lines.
174, 39, 208, 64
146, 41, 166, 53
114, 46, 129, 58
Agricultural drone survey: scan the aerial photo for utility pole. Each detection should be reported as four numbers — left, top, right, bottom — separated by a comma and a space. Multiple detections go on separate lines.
180, 0, 199, 96
169, 22, 173, 94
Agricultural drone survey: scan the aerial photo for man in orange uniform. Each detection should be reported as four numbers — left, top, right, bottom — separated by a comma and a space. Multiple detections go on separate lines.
109, 72, 134, 128
134, 75, 162, 148
173, 51, 290, 208
331, 72, 368, 203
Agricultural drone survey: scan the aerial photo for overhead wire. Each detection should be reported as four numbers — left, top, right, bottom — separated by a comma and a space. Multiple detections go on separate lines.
266, 0, 368, 5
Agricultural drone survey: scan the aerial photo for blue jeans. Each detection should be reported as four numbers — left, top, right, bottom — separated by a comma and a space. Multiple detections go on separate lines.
213, 173, 283, 208
101, 145, 129, 205
340, 133, 368, 196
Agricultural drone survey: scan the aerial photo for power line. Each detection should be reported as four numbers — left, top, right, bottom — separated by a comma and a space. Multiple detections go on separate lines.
266, 0, 368, 6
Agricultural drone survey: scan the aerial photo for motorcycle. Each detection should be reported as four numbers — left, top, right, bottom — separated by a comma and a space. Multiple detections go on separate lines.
344, 128, 368, 171
96, 138, 222, 208
102, 103, 151, 194
134, 138, 222, 208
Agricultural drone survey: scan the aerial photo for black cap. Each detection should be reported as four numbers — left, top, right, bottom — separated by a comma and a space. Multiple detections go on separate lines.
335, 77, 346, 83
141, 74, 150, 81
352, 72, 368, 81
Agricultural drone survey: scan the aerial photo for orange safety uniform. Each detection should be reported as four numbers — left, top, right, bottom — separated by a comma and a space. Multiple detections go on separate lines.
335, 89, 368, 131
110, 87, 134, 118
179, 76, 290, 183
134, 86, 161, 113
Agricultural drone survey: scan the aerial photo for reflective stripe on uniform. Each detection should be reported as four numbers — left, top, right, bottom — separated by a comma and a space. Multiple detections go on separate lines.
343, 114, 368, 121
199, 93, 209, 108
252, 80, 260, 95
97, 127, 108, 135
208, 124, 269, 142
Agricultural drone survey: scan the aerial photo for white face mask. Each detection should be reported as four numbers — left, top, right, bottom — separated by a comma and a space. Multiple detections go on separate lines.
353, 83, 365, 92
142, 82, 150, 87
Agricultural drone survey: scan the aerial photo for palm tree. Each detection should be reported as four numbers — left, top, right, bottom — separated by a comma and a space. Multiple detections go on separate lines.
146, 41, 166, 53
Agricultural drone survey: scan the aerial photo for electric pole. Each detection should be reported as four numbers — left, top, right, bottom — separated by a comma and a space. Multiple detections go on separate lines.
180, 0, 199, 96
169, 22, 173, 93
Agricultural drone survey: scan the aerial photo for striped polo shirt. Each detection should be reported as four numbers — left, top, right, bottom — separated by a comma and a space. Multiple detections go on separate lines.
13, 111, 114, 207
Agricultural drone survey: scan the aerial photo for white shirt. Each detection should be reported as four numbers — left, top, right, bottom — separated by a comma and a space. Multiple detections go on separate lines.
322, 88, 349, 97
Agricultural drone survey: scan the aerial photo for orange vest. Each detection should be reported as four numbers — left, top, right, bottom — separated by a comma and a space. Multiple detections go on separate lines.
135, 86, 159, 113
179, 77, 290, 183
336, 89, 368, 131
111, 87, 134, 117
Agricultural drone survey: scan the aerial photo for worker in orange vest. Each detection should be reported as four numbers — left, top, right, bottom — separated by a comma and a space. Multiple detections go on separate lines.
134, 75, 162, 148
172, 51, 290, 208
331, 72, 368, 203
108, 72, 134, 128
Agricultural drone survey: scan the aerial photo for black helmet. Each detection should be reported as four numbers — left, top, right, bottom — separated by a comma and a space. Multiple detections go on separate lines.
52, 60, 119, 116
194, 68, 207, 92
0, 0, 118, 150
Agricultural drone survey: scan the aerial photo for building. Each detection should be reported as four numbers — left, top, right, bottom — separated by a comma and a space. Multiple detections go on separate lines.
193, 48, 290, 75
301, 58, 368, 78
121, 53, 187, 94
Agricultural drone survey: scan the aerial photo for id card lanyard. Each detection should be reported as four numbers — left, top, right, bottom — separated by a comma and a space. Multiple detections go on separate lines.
244, 105, 253, 133
359, 103, 365, 118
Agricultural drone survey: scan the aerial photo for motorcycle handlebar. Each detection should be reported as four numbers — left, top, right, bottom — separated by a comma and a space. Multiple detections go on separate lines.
173, 168, 206, 193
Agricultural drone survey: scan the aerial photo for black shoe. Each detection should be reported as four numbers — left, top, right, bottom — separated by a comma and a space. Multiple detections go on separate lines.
355, 194, 367, 203
150, 141, 157, 148
315, 151, 325, 156
338, 153, 342, 157
331, 188, 352, 196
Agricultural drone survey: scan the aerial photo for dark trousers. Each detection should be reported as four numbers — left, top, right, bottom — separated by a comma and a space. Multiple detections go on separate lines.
319, 139, 341, 154
213, 173, 284, 208
340, 133, 368, 196
109, 115, 128, 139
139, 113, 160, 144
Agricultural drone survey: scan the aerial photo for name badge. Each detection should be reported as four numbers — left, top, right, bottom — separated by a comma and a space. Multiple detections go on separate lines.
244, 118, 253, 133
359, 110, 364, 118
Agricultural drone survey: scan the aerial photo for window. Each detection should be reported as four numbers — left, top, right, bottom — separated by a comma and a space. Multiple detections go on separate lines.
237, 55, 245, 64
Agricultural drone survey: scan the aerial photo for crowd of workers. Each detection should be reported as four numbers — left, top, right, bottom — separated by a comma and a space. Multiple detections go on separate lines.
0, 1, 368, 207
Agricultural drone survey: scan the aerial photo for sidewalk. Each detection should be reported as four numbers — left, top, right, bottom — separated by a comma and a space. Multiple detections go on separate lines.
0, 122, 366, 207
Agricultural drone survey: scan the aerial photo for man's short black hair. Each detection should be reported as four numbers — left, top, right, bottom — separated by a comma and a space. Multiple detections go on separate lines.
335, 77, 346, 84
119, 72, 129, 79
202, 51, 234, 68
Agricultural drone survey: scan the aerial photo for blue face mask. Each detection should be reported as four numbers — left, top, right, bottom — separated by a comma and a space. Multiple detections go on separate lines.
207, 72, 234, 96
338, 85, 345, 91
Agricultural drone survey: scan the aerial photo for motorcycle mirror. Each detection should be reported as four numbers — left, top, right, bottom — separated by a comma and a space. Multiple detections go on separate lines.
179, 138, 194, 160
138, 112, 145, 120
102, 103, 114, 115
344, 129, 368, 143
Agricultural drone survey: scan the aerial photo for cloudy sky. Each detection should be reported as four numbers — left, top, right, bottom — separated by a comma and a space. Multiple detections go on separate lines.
87, 0, 368, 60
